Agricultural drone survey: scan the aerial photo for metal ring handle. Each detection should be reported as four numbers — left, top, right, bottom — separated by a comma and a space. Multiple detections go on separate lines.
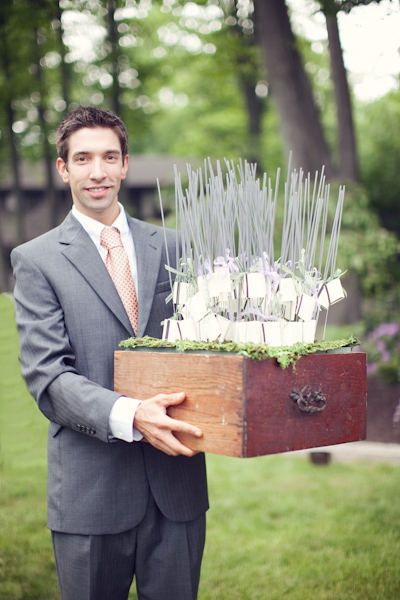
290, 386, 327, 414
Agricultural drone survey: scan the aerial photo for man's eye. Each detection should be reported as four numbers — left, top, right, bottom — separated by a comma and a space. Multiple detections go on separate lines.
76, 156, 88, 163
106, 155, 118, 162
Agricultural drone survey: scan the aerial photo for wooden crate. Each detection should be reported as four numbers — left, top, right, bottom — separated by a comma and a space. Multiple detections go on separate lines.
114, 350, 367, 457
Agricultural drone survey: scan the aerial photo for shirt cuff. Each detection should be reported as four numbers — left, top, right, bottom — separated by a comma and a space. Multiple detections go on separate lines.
109, 396, 143, 442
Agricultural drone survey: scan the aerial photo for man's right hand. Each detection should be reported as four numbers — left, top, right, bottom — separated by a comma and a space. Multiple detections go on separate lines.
133, 392, 202, 457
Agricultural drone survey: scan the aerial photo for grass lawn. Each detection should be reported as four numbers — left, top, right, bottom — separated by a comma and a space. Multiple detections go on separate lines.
1, 293, 399, 599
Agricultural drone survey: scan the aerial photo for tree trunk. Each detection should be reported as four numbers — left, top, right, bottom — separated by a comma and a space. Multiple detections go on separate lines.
0, 30, 25, 246
107, 0, 121, 116
55, 0, 71, 112
254, 0, 333, 176
33, 26, 58, 229
326, 11, 359, 181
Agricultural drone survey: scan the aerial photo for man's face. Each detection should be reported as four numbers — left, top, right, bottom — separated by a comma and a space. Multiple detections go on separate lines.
56, 127, 128, 224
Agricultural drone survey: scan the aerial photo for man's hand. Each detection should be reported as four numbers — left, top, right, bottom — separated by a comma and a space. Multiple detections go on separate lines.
133, 392, 202, 457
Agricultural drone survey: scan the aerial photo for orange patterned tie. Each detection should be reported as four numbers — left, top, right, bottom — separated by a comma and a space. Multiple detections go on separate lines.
100, 226, 139, 334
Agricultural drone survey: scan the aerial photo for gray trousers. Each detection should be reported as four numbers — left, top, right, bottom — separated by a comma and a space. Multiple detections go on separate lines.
52, 495, 206, 600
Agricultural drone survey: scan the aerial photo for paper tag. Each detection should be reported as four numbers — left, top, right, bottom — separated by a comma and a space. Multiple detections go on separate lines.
207, 271, 232, 297
186, 292, 209, 322
282, 300, 296, 321
278, 278, 297, 302
302, 320, 317, 343
245, 321, 263, 344
261, 321, 282, 346
326, 278, 346, 305
197, 275, 209, 301
178, 319, 199, 341
198, 313, 222, 342
242, 273, 267, 299
162, 319, 180, 342
281, 321, 302, 346
216, 315, 231, 341
296, 293, 317, 321
317, 283, 330, 310
172, 281, 192, 306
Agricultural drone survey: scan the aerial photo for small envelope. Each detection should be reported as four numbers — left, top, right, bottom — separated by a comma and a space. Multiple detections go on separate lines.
296, 293, 317, 321
207, 271, 232, 297
326, 278, 346, 305
186, 292, 209, 322
261, 321, 282, 346
281, 321, 303, 346
302, 320, 317, 343
242, 273, 267, 299
278, 278, 297, 302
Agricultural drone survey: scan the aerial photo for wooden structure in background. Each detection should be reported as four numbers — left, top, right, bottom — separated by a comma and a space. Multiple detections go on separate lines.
114, 350, 367, 457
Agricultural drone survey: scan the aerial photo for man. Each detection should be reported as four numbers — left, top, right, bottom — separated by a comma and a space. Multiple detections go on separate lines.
11, 106, 208, 600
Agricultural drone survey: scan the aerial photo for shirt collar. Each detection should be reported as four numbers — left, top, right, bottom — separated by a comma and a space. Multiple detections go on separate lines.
72, 203, 129, 245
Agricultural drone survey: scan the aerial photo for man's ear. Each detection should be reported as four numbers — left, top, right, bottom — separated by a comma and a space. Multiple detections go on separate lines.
121, 154, 129, 180
56, 157, 69, 183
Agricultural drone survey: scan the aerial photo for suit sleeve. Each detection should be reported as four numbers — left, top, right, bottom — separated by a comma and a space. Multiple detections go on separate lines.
11, 247, 120, 443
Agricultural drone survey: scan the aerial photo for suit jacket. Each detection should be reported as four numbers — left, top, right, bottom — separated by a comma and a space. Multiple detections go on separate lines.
11, 211, 208, 535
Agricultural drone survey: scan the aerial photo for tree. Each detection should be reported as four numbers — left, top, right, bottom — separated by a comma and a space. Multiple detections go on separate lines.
317, 0, 360, 181
253, 0, 333, 175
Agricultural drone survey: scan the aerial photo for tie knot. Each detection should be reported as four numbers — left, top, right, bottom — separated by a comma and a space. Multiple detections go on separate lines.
100, 226, 122, 250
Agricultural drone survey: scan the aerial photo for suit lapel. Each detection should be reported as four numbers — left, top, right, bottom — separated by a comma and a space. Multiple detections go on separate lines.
128, 216, 162, 338
58, 212, 134, 335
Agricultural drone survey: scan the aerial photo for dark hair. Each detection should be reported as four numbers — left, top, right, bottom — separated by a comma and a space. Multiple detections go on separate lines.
56, 106, 128, 162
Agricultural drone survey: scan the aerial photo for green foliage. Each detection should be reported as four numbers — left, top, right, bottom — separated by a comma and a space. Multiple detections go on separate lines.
2, 294, 400, 600
357, 89, 400, 236
334, 182, 400, 297
119, 335, 358, 368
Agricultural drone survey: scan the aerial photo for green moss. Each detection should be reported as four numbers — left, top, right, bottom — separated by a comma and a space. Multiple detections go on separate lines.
118, 335, 358, 368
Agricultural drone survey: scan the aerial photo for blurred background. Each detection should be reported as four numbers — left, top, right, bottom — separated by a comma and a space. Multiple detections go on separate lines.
0, 0, 399, 405
1, 2, 400, 598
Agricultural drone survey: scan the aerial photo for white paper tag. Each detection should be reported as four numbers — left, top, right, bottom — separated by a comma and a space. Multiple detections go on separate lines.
245, 321, 263, 344
198, 313, 222, 342
162, 319, 181, 342
207, 271, 232, 297
216, 315, 232, 341
317, 283, 330, 310
326, 278, 346, 304
261, 321, 282, 346
278, 278, 297, 302
296, 293, 317, 321
282, 300, 296, 321
186, 292, 209, 322
242, 273, 267, 299
302, 320, 317, 343
281, 321, 302, 346
172, 281, 192, 306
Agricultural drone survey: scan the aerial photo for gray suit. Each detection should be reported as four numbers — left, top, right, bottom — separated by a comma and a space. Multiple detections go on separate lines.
11, 212, 208, 597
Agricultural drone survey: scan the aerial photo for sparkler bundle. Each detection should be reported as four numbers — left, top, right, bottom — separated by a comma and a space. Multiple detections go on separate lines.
159, 159, 346, 347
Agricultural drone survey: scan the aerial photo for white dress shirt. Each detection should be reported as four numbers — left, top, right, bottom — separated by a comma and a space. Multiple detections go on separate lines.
72, 204, 142, 442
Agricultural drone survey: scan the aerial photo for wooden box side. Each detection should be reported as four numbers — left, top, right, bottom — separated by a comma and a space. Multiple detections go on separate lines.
114, 350, 246, 457
244, 352, 367, 457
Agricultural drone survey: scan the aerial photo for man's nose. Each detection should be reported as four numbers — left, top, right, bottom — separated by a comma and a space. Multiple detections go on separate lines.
89, 158, 106, 179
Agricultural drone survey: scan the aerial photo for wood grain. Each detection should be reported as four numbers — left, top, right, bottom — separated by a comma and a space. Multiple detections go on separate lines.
115, 351, 245, 456
114, 350, 367, 457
